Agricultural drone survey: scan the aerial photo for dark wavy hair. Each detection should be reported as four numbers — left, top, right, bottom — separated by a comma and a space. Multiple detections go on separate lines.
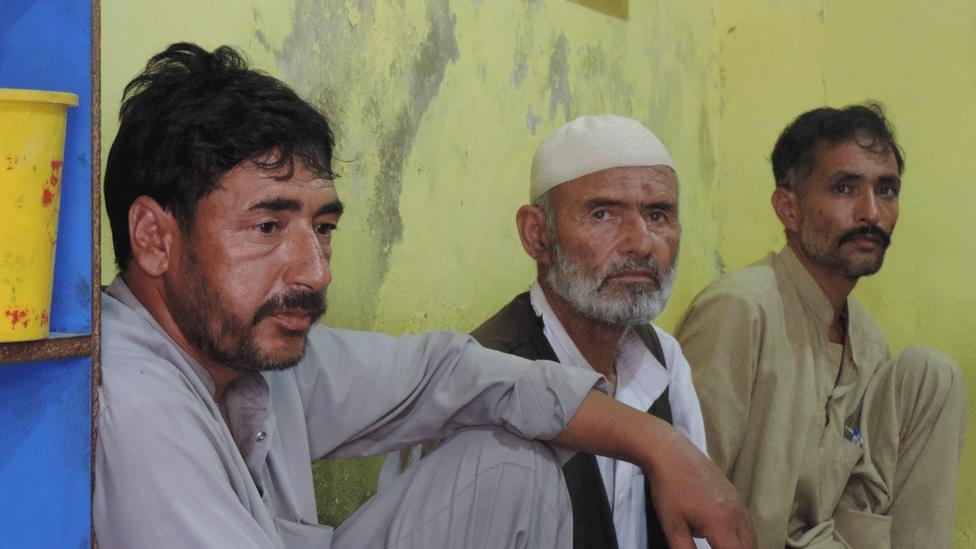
771, 102, 904, 192
104, 42, 336, 271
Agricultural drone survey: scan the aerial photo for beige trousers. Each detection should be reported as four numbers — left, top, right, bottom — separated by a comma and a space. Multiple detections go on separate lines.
835, 347, 968, 549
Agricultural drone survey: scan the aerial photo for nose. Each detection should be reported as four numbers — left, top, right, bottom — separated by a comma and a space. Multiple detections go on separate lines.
619, 212, 658, 258
856, 192, 882, 225
283, 227, 332, 291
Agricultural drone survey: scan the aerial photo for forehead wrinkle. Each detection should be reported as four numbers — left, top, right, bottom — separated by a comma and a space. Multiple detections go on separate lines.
568, 181, 677, 211
302, 178, 335, 190
581, 197, 627, 210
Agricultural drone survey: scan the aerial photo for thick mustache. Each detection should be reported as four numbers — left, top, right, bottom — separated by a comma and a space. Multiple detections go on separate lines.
838, 225, 891, 247
252, 291, 326, 326
599, 257, 662, 288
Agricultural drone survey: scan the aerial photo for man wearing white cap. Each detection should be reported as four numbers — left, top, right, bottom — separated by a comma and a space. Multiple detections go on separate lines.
472, 114, 710, 549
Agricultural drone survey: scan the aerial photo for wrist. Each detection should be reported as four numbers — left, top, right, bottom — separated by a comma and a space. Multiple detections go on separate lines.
635, 414, 679, 477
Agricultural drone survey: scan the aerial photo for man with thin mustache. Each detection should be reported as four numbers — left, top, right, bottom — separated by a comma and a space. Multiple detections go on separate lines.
676, 104, 967, 548
467, 114, 711, 549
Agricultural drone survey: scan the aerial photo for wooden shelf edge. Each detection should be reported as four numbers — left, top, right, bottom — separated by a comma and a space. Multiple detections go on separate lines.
0, 334, 93, 365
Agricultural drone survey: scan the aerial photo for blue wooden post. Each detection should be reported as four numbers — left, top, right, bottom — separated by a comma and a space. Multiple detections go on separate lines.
0, 0, 94, 546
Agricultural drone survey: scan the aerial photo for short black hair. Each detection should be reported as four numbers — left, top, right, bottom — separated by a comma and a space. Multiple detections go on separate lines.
771, 102, 904, 192
104, 42, 336, 272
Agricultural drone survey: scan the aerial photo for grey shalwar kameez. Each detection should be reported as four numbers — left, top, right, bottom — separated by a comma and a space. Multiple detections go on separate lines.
94, 278, 605, 549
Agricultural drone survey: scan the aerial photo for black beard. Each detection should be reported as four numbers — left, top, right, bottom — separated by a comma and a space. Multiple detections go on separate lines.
167, 250, 326, 373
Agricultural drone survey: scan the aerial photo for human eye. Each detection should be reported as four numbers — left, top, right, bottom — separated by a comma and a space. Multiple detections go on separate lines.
255, 221, 279, 235
876, 183, 900, 197
648, 210, 670, 224
832, 183, 851, 194
315, 223, 337, 237
592, 209, 610, 221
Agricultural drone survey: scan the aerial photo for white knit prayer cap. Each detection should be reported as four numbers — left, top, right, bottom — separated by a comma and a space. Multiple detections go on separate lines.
530, 114, 675, 202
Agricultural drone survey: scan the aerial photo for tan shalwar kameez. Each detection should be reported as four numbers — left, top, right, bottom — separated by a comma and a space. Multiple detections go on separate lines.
676, 247, 967, 549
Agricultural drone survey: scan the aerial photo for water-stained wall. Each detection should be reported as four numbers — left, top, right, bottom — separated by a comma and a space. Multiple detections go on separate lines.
100, 0, 975, 539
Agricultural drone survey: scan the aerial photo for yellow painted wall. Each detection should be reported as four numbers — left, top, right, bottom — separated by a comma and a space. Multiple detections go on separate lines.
100, 0, 975, 540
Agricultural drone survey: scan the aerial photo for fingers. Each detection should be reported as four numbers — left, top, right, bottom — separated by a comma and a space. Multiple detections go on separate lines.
645, 429, 756, 549
737, 518, 758, 549
680, 492, 755, 549
660, 515, 696, 549
667, 518, 756, 549
702, 528, 748, 549
695, 511, 757, 549
726, 497, 757, 549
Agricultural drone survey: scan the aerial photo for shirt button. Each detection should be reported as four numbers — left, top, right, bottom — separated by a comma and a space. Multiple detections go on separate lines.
255, 431, 268, 442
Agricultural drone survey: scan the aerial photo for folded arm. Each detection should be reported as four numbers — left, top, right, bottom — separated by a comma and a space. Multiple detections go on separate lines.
553, 389, 756, 549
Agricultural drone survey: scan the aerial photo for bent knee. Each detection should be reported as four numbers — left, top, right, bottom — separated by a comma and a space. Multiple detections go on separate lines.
894, 347, 967, 421
429, 427, 568, 515
895, 347, 964, 393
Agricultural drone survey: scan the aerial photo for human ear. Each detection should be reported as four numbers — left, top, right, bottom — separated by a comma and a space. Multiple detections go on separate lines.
516, 204, 551, 264
771, 187, 800, 233
128, 196, 177, 277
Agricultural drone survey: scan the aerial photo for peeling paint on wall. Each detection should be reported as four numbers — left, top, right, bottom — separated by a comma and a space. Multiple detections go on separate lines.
546, 33, 572, 120
526, 106, 542, 135
252, 6, 272, 51
510, 51, 528, 88
368, 0, 458, 280
274, 0, 457, 326
713, 250, 726, 275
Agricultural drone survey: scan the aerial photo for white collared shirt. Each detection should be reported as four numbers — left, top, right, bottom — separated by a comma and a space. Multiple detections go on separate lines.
529, 283, 710, 549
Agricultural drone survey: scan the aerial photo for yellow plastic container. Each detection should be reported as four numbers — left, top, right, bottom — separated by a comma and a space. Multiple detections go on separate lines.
0, 88, 78, 342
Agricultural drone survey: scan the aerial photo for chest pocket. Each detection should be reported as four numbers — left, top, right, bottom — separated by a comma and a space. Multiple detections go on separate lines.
274, 516, 334, 549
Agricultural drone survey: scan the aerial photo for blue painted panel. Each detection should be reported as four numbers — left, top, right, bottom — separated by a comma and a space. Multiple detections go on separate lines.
0, 357, 92, 547
0, 0, 93, 334
0, 1, 93, 547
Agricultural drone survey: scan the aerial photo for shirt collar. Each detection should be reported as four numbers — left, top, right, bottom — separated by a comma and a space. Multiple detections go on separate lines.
773, 245, 839, 329
528, 282, 668, 408
773, 246, 882, 372
105, 276, 220, 398
529, 282, 592, 371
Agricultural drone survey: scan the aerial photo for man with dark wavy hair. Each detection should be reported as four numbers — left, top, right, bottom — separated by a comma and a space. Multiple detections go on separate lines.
677, 104, 967, 548
94, 43, 754, 549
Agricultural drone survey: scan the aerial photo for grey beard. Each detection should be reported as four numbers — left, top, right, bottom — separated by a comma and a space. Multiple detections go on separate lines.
546, 243, 675, 326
